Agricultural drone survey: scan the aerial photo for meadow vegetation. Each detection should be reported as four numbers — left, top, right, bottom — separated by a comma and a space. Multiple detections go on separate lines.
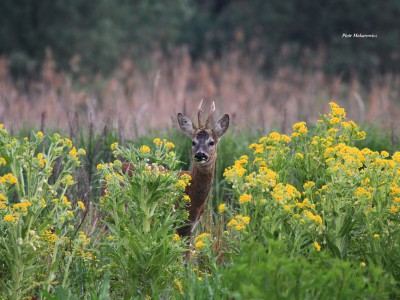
1, 103, 400, 299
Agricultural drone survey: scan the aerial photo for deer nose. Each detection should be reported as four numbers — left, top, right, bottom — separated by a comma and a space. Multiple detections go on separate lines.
194, 152, 209, 162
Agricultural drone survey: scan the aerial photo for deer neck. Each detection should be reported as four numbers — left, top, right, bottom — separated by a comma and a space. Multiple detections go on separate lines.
187, 159, 216, 206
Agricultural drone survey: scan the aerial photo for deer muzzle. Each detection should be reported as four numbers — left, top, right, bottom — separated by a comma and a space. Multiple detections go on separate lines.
194, 152, 209, 164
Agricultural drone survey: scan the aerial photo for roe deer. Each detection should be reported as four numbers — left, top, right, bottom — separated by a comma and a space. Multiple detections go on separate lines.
105, 100, 229, 247
176, 100, 230, 238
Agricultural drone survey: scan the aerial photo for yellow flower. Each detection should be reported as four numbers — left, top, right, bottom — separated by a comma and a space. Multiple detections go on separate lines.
373, 234, 379, 238
218, 203, 226, 213
69, 147, 78, 160
165, 141, 175, 148
0, 157, 6, 165
242, 216, 250, 224
195, 233, 211, 241
380, 151, 389, 157
4, 214, 16, 223
361, 262, 366, 267
329, 117, 340, 125
42, 229, 57, 243
239, 193, 251, 204
77, 201, 86, 211
140, 145, 151, 153
195, 241, 205, 250
62, 196, 72, 208
37, 131, 44, 138
236, 223, 245, 231
303, 181, 315, 190
314, 241, 321, 251
182, 195, 191, 202
227, 219, 238, 227
110, 142, 118, 151
65, 138, 73, 148
173, 234, 180, 241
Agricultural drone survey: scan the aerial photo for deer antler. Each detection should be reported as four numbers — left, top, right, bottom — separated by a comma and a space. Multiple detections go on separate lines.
197, 99, 204, 128
205, 101, 215, 129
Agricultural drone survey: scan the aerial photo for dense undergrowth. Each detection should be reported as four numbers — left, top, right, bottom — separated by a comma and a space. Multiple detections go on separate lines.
1, 103, 400, 299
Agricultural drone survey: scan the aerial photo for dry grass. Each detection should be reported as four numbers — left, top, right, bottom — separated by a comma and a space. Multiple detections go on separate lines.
1, 48, 399, 137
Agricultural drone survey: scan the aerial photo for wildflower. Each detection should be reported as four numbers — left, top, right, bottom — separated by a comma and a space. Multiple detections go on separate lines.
37, 131, 44, 138
0, 194, 6, 201
68, 147, 78, 160
329, 117, 340, 125
165, 141, 175, 148
173, 234, 180, 241
110, 142, 118, 151
0, 157, 6, 165
77, 201, 86, 211
236, 223, 245, 230
198, 277, 203, 281
218, 203, 226, 213
97, 163, 103, 170
176, 180, 187, 189
153, 138, 162, 146
314, 241, 321, 251
195, 233, 211, 241
65, 138, 73, 148
380, 151, 389, 157
242, 216, 250, 224
182, 195, 191, 202
62, 196, 72, 208
390, 206, 398, 213
4, 214, 16, 223
239, 193, 251, 204
303, 181, 315, 190
195, 241, 205, 250
37, 153, 46, 168
361, 262, 366, 267
140, 145, 151, 153
227, 219, 238, 227
42, 229, 57, 243
41, 199, 46, 208
373, 234, 379, 238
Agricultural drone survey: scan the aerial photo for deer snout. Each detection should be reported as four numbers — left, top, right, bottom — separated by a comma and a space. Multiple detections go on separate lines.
194, 151, 209, 163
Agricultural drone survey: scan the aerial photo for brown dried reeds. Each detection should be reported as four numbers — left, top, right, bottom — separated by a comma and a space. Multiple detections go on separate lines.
1, 48, 399, 137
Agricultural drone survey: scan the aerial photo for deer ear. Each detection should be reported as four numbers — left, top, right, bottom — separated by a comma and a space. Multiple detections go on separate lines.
177, 113, 196, 137
214, 114, 229, 138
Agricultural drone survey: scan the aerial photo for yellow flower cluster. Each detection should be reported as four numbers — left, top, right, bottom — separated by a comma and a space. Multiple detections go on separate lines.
140, 145, 151, 154
292, 122, 308, 137
227, 215, 250, 231
218, 203, 226, 213
153, 138, 175, 149
194, 233, 211, 250
0, 173, 18, 185
223, 155, 248, 181
239, 193, 251, 204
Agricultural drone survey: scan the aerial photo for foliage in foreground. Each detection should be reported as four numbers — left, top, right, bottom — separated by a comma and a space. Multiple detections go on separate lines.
1, 102, 400, 299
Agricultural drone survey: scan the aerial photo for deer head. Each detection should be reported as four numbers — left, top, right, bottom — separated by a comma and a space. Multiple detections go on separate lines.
177, 100, 229, 171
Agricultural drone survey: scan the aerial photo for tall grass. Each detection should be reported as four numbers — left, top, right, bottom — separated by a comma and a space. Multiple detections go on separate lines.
1, 51, 399, 138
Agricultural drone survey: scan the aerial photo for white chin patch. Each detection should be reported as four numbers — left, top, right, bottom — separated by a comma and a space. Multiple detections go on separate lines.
198, 160, 207, 165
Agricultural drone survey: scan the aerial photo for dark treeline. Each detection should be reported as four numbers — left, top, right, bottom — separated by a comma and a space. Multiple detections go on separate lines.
1, 0, 399, 80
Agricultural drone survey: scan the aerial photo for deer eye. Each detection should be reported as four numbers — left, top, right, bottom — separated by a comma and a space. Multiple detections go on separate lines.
192, 140, 197, 146
209, 140, 215, 146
